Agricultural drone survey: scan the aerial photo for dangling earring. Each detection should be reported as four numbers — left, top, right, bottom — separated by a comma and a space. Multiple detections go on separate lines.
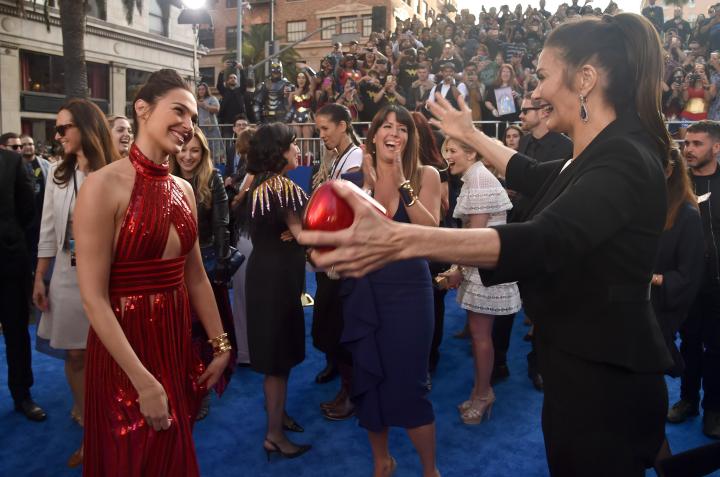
579, 95, 589, 123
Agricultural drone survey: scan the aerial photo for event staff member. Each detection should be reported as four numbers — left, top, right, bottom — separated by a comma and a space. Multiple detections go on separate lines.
301, 13, 675, 476
668, 120, 720, 439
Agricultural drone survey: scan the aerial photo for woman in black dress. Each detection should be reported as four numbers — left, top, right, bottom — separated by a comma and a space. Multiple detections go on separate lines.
651, 148, 704, 377
243, 123, 311, 459
301, 13, 675, 477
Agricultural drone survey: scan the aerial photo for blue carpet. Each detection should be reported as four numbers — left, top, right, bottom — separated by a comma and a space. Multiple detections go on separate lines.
0, 273, 717, 477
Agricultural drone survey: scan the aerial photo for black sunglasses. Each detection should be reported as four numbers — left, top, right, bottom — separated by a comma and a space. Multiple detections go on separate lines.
520, 105, 549, 115
8, 144, 22, 150
55, 123, 76, 137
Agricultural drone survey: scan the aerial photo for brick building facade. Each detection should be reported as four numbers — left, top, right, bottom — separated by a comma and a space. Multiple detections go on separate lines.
199, 0, 453, 85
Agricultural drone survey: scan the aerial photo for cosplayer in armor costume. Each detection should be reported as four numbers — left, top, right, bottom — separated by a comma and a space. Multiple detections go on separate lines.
254, 60, 293, 123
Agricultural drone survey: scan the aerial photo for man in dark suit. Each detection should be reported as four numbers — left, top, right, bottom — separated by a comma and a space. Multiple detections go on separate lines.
668, 121, 720, 439
0, 147, 46, 421
493, 94, 574, 391
517, 95, 573, 164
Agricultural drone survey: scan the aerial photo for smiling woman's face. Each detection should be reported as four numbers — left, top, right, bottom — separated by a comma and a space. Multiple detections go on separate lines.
531, 47, 576, 134
111, 118, 132, 157
136, 88, 198, 156
373, 112, 408, 162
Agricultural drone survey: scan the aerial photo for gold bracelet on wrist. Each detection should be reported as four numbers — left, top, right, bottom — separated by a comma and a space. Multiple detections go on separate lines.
208, 332, 232, 357
398, 180, 418, 207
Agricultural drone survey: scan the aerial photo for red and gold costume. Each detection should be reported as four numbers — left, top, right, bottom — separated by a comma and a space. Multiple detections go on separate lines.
83, 145, 205, 476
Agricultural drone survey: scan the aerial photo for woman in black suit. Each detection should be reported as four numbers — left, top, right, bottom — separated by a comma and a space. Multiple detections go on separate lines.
651, 149, 704, 377
301, 13, 674, 477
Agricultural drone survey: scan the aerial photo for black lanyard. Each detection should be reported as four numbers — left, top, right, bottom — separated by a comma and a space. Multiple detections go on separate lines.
329, 143, 357, 179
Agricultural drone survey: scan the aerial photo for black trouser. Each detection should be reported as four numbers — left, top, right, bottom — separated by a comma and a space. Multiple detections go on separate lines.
492, 313, 515, 366
680, 284, 720, 412
538, 339, 667, 477
0, 275, 34, 403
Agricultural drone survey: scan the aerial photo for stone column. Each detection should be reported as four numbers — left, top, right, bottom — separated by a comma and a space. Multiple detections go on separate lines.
109, 61, 127, 117
0, 43, 21, 133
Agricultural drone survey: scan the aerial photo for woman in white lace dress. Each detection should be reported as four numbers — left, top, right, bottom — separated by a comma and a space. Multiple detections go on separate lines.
440, 137, 521, 425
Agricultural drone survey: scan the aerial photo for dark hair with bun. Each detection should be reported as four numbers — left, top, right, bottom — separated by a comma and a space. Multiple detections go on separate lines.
246, 122, 296, 175
315, 103, 361, 146
132, 69, 191, 135
544, 13, 671, 162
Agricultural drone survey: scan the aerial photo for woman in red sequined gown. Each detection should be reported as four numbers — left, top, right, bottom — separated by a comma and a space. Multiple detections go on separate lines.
74, 69, 230, 476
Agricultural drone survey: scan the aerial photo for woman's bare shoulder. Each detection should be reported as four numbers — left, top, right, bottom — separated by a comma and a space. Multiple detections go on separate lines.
82, 159, 134, 202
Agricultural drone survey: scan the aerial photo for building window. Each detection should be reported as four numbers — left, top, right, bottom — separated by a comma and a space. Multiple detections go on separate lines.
287, 20, 306, 42
226, 0, 237, 7
86, 62, 109, 99
226, 26, 238, 49
21, 50, 64, 95
86, 0, 107, 20
20, 51, 108, 99
149, 0, 169, 36
321, 18, 335, 40
362, 15, 372, 37
199, 67, 215, 86
199, 27, 215, 48
340, 16, 357, 34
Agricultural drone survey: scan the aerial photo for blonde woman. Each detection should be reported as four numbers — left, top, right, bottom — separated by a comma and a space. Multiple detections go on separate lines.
440, 137, 521, 425
170, 126, 235, 419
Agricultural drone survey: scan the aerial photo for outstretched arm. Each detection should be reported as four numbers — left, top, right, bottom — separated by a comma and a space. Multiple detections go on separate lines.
298, 181, 501, 277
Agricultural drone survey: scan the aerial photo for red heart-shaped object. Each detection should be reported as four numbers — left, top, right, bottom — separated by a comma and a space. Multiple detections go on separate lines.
303, 180, 386, 252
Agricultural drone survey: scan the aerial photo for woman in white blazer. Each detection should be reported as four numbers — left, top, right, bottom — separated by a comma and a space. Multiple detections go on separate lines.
32, 99, 117, 467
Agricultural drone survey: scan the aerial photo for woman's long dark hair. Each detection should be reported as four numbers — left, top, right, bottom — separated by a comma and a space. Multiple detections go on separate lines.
366, 105, 421, 192
410, 111, 445, 168
54, 99, 118, 185
315, 103, 361, 146
544, 13, 671, 164
665, 148, 698, 230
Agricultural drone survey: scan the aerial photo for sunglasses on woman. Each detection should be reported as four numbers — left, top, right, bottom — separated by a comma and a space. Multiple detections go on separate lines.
55, 123, 76, 137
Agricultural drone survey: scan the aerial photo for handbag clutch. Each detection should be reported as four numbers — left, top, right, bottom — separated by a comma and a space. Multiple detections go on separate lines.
201, 246, 245, 283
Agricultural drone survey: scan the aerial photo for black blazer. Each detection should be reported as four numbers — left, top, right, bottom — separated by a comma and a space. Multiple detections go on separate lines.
0, 149, 35, 279
480, 113, 673, 373
651, 202, 704, 376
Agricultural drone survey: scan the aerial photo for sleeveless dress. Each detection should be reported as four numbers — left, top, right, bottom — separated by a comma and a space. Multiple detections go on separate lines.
340, 202, 435, 432
454, 162, 522, 315
245, 174, 308, 375
83, 145, 205, 477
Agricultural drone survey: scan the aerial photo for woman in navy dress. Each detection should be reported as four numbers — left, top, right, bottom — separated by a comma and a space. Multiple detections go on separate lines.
341, 105, 442, 476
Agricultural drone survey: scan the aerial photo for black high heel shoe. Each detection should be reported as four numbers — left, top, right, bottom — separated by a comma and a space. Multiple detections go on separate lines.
283, 415, 304, 433
264, 439, 312, 461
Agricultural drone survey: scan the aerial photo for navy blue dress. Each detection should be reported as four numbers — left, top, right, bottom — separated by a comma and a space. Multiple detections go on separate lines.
340, 202, 435, 432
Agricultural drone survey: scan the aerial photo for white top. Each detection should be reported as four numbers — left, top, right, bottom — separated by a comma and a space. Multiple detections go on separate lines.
453, 161, 512, 227
330, 145, 363, 179
427, 80, 469, 104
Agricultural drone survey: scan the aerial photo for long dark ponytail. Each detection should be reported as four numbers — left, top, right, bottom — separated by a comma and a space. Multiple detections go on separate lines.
544, 13, 671, 165
315, 103, 361, 146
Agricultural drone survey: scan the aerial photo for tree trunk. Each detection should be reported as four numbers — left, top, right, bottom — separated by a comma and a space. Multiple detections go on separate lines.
58, 0, 88, 98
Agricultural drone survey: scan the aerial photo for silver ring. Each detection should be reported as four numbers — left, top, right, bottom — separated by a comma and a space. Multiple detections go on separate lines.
327, 265, 340, 280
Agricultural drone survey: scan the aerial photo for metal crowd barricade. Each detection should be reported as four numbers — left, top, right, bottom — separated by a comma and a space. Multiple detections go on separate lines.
200, 119, 691, 168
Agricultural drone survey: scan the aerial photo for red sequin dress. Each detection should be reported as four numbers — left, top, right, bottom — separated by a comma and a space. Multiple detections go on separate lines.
83, 145, 205, 477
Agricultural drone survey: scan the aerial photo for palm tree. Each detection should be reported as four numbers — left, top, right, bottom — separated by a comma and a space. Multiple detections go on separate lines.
20, 0, 142, 99
224, 23, 300, 83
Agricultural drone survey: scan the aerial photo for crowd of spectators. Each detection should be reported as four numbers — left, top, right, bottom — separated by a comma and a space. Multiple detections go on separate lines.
192, 0, 720, 161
